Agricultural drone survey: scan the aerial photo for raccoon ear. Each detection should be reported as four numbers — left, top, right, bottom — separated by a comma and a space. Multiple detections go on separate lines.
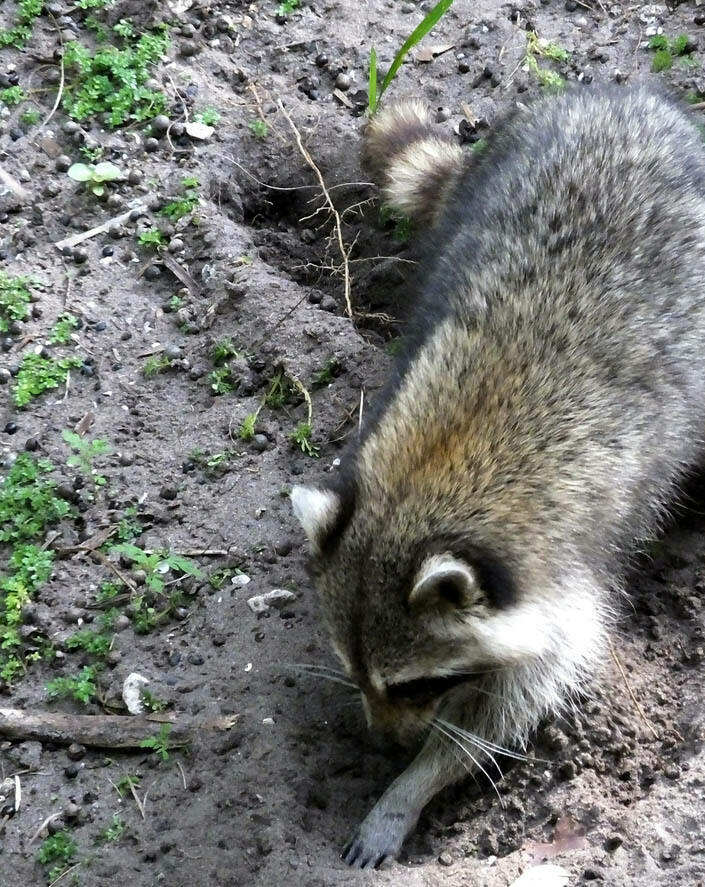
409, 553, 480, 612
290, 485, 341, 553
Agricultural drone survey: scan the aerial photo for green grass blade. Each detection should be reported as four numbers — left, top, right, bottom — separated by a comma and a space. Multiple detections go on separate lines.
378, 0, 455, 103
368, 47, 378, 114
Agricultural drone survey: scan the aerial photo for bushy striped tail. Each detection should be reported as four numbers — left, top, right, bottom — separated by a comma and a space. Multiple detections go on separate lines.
362, 100, 464, 227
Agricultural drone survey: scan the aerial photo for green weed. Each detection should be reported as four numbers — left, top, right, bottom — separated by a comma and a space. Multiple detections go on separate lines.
159, 178, 200, 221
68, 161, 123, 197
37, 831, 77, 867
289, 422, 319, 457
140, 688, 167, 712
79, 144, 104, 162
97, 814, 126, 843
368, 0, 454, 114
115, 773, 140, 797
248, 118, 269, 139
209, 366, 234, 395
110, 544, 202, 595
138, 228, 167, 249
50, 313, 79, 345
46, 665, 99, 704
264, 370, 295, 408
142, 354, 172, 377
13, 353, 83, 408
311, 357, 341, 388
649, 33, 695, 72
525, 31, 569, 90
116, 506, 142, 542
62, 429, 111, 486
66, 629, 112, 657
211, 338, 239, 365
62, 29, 170, 127
0, 0, 43, 49
139, 723, 173, 761
194, 107, 220, 125
0, 86, 26, 107
20, 108, 41, 125
277, 0, 300, 15
239, 412, 258, 441
0, 272, 32, 332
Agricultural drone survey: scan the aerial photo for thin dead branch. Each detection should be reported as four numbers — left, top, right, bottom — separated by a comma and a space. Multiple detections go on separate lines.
608, 639, 659, 741
277, 99, 353, 318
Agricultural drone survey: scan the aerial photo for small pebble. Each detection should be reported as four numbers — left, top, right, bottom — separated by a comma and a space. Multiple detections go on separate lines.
335, 72, 351, 91
73, 247, 88, 265
438, 851, 453, 867
144, 137, 159, 153
64, 764, 80, 780
231, 574, 251, 588
247, 589, 297, 615
62, 120, 80, 134
128, 169, 143, 185
55, 155, 72, 172
160, 485, 178, 501
252, 434, 269, 452
187, 652, 204, 665
4, 422, 18, 435
63, 802, 81, 821
151, 114, 170, 135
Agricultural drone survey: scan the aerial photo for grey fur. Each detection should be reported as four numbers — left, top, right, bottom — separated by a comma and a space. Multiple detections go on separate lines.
292, 85, 705, 868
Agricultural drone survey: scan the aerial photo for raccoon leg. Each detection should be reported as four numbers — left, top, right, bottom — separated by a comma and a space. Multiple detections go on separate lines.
342, 727, 467, 869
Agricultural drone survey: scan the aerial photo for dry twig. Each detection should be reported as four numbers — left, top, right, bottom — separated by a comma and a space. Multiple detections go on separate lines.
277, 99, 353, 318
608, 639, 659, 741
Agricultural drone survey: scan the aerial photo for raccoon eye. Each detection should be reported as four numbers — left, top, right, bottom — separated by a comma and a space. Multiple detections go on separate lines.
386, 673, 468, 703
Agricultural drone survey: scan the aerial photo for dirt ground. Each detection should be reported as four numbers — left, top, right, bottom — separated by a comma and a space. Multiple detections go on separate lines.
1, 0, 705, 885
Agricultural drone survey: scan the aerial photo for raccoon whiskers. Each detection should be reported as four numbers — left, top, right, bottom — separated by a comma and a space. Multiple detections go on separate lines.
283, 663, 359, 691
435, 717, 540, 764
430, 718, 503, 800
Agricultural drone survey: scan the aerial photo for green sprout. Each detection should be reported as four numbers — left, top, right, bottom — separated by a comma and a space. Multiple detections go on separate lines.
50, 313, 79, 345
289, 421, 319, 457
368, 0, 454, 114
248, 118, 269, 139
46, 665, 99, 704
68, 161, 123, 197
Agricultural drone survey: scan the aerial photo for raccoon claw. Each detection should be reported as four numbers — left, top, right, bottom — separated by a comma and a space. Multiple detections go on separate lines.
341, 809, 410, 868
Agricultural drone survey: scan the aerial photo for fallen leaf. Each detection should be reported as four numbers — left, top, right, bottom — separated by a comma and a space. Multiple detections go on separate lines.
524, 814, 589, 863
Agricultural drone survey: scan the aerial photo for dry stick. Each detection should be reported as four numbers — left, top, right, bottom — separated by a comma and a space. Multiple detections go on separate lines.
90, 549, 138, 595
276, 99, 353, 318
175, 759, 188, 790
38, 12, 65, 130
0, 708, 238, 749
55, 201, 149, 251
48, 863, 80, 887
28, 812, 64, 846
608, 639, 659, 741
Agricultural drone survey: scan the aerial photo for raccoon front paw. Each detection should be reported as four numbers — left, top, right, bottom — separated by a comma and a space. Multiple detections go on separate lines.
341, 806, 414, 869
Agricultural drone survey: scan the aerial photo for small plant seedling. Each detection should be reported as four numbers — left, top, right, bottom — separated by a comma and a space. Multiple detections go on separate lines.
46, 665, 99, 704
0, 272, 32, 332
525, 31, 569, 91
311, 357, 341, 388
368, 0, 454, 114
66, 629, 112, 657
0, 0, 43, 48
110, 544, 202, 594
13, 354, 83, 408
62, 429, 111, 486
142, 354, 172, 377
68, 161, 123, 196
115, 773, 141, 797
211, 338, 239, 365
239, 411, 259, 441
265, 370, 295, 408
20, 108, 41, 125
168, 294, 183, 312
208, 567, 236, 590
194, 107, 220, 125
209, 366, 234, 395
97, 814, 126, 843
290, 422, 319, 457
50, 313, 79, 345
116, 506, 142, 542
138, 228, 167, 249
277, 0, 300, 15
62, 30, 170, 127
140, 688, 168, 712
248, 118, 269, 139
139, 723, 173, 761
159, 178, 200, 221
79, 144, 104, 163
0, 86, 26, 107
113, 18, 135, 39
649, 34, 695, 72
37, 831, 77, 867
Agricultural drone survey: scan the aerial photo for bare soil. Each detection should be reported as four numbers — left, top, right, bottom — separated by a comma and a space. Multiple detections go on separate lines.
1, 1, 705, 885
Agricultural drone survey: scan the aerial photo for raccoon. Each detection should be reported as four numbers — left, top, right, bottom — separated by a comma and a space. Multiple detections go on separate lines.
291, 86, 705, 868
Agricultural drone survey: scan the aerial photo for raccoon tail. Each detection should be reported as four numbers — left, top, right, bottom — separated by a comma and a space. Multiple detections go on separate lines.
362, 101, 464, 227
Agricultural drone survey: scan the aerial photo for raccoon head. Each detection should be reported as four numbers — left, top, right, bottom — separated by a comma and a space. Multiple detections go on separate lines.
291, 480, 595, 746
